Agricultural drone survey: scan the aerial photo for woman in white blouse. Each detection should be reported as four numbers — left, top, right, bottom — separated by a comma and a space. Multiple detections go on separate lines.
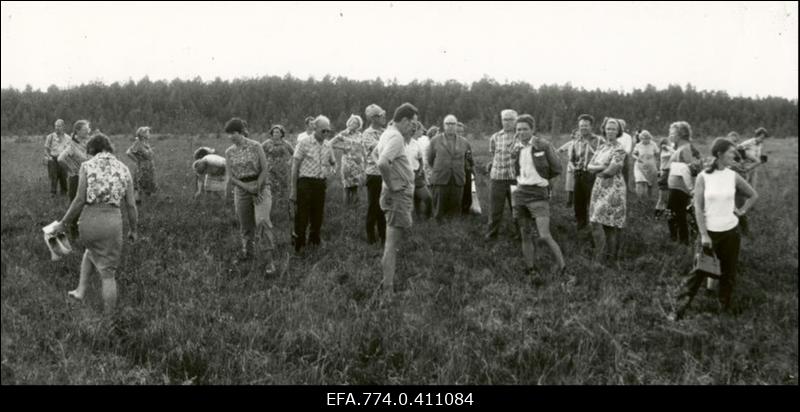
674, 138, 757, 319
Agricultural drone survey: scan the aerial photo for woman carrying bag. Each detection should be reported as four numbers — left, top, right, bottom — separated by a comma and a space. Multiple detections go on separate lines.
672, 138, 758, 320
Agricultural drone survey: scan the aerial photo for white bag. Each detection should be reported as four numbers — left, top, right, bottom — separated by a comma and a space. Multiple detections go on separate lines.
42, 221, 72, 261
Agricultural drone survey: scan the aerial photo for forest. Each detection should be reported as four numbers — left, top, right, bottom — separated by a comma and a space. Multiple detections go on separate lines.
2, 74, 797, 138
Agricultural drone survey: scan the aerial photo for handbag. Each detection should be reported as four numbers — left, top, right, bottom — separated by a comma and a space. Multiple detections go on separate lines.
692, 242, 721, 279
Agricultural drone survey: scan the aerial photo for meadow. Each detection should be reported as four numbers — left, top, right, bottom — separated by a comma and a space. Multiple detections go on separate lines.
1, 132, 797, 384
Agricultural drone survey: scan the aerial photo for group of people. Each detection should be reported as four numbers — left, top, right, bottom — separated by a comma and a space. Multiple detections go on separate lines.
44, 105, 769, 318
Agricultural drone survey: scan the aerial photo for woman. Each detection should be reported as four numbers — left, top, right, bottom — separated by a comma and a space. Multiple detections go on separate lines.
193, 147, 227, 198
587, 118, 627, 265
655, 137, 676, 215
674, 138, 758, 319
126, 126, 157, 204
329, 115, 366, 206
261, 125, 294, 203
631, 130, 659, 199
666, 121, 701, 245
409, 120, 432, 220
557, 130, 578, 207
53, 133, 138, 314
510, 114, 566, 282
224, 117, 276, 274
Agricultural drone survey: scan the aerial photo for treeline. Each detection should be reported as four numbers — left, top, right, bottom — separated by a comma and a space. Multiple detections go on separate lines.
1, 75, 797, 138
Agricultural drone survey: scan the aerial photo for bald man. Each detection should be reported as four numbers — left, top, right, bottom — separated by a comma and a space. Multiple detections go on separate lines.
44, 119, 69, 196
427, 114, 472, 220
290, 115, 336, 254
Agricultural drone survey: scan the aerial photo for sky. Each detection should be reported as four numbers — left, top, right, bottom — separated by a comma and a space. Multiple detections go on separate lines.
1, 1, 798, 99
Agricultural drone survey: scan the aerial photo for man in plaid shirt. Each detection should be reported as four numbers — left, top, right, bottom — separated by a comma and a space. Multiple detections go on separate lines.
484, 109, 521, 240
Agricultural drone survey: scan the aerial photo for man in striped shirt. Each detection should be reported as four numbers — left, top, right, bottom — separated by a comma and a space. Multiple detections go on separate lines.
485, 109, 520, 240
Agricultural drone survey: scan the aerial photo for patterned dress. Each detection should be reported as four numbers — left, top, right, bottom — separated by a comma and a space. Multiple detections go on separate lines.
262, 139, 294, 198
361, 127, 384, 177
333, 130, 366, 188
588, 141, 627, 228
128, 140, 157, 194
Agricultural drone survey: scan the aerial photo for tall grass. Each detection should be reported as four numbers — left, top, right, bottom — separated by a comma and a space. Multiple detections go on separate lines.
1, 134, 797, 384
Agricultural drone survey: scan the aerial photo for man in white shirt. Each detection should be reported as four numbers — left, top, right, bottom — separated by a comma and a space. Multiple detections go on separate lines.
376, 103, 419, 300
295, 116, 316, 144
737, 127, 769, 189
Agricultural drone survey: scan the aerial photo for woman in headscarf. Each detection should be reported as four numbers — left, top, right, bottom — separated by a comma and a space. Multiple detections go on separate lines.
587, 118, 628, 266
54, 133, 138, 314
631, 130, 659, 199
126, 126, 157, 205
330, 114, 366, 206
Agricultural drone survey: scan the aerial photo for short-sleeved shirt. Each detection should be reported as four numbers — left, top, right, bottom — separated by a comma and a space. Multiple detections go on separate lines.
406, 138, 424, 172
225, 139, 263, 180
489, 130, 519, 180
293, 136, 335, 179
45, 132, 69, 157
83, 152, 131, 206
738, 138, 762, 162
570, 134, 604, 171
376, 125, 414, 195
58, 138, 91, 177
659, 144, 676, 170
362, 126, 384, 176
589, 141, 627, 176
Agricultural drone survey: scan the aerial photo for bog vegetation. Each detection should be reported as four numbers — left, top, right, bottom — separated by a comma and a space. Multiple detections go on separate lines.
1, 130, 797, 384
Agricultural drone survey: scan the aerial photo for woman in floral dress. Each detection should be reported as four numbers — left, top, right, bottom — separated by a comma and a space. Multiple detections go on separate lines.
262, 125, 294, 207
330, 115, 366, 205
587, 118, 628, 265
126, 126, 157, 204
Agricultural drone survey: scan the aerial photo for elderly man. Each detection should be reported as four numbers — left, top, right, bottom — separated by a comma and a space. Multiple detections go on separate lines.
427, 114, 472, 220
296, 116, 316, 144
567, 114, 604, 233
290, 115, 336, 254
362, 103, 388, 244
44, 119, 69, 196
376, 103, 419, 299
485, 109, 521, 239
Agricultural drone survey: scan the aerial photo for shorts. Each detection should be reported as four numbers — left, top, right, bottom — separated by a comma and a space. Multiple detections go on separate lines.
381, 187, 414, 228
512, 200, 550, 220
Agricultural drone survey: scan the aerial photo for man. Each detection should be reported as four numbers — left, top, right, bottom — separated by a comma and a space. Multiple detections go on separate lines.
427, 115, 472, 221
617, 119, 634, 191
407, 120, 432, 219
362, 104, 387, 244
485, 109, 521, 240
458, 122, 475, 214
376, 103, 419, 299
567, 114, 604, 233
290, 115, 336, 254
738, 127, 769, 190
296, 116, 316, 144
44, 119, 69, 196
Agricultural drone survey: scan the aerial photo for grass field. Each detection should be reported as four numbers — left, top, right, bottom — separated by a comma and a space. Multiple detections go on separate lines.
1, 132, 797, 384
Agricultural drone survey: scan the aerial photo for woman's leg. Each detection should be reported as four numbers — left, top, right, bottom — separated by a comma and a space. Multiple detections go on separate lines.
101, 278, 118, 315
535, 216, 565, 270
711, 228, 740, 311
636, 182, 647, 198
591, 222, 606, 262
68, 250, 94, 299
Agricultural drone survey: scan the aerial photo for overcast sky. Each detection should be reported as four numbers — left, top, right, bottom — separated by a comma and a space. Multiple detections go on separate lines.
2, 1, 797, 99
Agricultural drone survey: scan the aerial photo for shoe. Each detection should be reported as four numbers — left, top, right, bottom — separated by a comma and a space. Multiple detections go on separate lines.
264, 261, 276, 276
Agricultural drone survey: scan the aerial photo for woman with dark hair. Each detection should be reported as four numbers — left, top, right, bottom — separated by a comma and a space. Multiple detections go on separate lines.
58, 120, 93, 238
193, 147, 227, 198
587, 118, 628, 265
224, 117, 276, 274
666, 121, 702, 245
126, 126, 157, 204
53, 133, 138, 314
262, 124, 294, 204
673, 138, 758, 319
